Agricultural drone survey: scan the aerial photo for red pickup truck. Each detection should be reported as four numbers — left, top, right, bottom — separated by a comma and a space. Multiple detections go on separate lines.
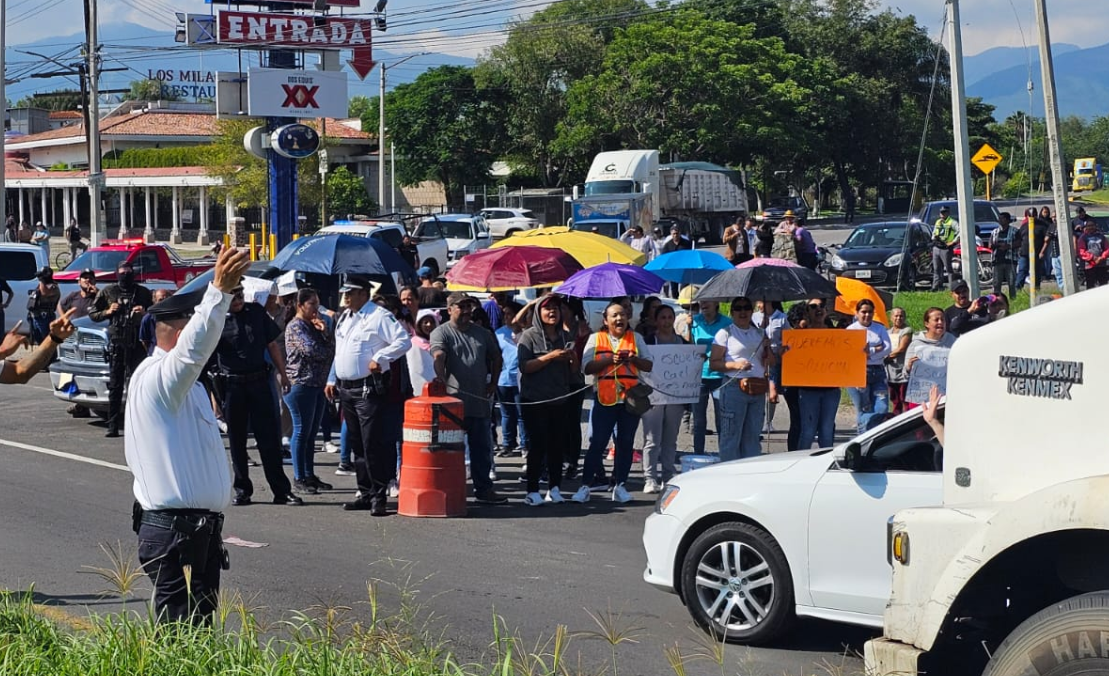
54, 240, 216, 288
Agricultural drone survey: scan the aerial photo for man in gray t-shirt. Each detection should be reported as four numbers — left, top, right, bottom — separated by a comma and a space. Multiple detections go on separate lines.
430, 292, 506, 504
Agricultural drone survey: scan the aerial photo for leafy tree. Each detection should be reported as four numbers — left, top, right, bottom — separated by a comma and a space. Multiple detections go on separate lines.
385, 65, 505, 207
558, 10, 813, 168
349, 95, 375, 119
476, 0, 646, 187
326, 166, 375, 218
124, 79, 179, 102
16, 89, 83, 111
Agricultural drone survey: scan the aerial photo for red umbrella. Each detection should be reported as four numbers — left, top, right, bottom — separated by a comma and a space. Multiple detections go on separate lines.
445, 246, 584, 291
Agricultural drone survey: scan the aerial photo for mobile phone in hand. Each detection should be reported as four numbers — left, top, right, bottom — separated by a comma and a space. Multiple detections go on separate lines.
564, 342, 574, 351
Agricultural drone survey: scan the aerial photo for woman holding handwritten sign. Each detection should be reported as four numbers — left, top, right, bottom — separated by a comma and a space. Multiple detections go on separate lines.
710, 296, 773, 461
640, 305, 688, 493
846, 299, 892, 435
905, 307, 956, 405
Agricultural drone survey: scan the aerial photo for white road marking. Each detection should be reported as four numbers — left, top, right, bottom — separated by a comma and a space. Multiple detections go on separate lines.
0, 438, 129, 472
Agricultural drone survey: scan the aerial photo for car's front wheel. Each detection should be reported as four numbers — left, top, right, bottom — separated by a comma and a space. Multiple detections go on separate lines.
681, 522, 794, 645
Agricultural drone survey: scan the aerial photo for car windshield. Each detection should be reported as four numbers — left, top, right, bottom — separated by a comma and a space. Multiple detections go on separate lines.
571, 221, 619, 238
435, 221, 475, 239
585, 180, 637, 196
67, 250, 129, 272
925, 203, 1000, 223
844, 226, 906, 248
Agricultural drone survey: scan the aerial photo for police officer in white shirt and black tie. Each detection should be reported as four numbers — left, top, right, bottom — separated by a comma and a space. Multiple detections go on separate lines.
125, 247, 251, 624
325, 274, 411, 516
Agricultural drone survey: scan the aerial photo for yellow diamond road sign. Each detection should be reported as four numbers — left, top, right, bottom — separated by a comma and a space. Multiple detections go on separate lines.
972, 143, 1003, 174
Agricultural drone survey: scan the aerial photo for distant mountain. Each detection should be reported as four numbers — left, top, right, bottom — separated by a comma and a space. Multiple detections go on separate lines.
967, 42, 1109, 120
964, 43, 1079, 86
5, 21, 475, 107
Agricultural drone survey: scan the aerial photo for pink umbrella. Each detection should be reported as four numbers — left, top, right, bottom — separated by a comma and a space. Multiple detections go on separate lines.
736, 257, 802, 269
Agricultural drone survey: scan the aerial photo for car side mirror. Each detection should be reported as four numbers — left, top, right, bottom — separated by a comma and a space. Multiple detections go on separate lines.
841, 442, 865, 471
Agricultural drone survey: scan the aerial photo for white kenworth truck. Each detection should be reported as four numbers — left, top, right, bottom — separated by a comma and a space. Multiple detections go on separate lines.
866, 286, 1109, 676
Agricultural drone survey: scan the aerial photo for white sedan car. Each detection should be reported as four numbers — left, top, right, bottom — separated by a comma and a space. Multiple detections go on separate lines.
643, 406, 943, 644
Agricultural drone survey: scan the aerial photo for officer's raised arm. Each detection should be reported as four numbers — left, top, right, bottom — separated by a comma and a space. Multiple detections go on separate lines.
147, 248, 251, 411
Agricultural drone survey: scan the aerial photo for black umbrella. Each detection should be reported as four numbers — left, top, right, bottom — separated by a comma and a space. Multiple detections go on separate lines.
695, 259, 839, 302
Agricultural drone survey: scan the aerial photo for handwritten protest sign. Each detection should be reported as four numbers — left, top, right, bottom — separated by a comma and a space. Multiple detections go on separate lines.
906, 343, 951, 403
781, 329, 866, 388
640, 344, 705, 405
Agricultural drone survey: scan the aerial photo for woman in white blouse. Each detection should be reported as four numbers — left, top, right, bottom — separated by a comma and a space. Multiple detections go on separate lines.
709, 296, 774, 461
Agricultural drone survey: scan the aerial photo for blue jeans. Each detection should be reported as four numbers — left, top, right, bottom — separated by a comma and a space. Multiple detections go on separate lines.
497, 385, 528, 450
583, 398, 639, 487
1051, 256, 1064, 284
797, 388, 839, 450
847, 366, 889, 436
284, 385, 325, 481
1016, 256, 1045, 289
693, 378, 723, 455
464, 416, 494, 493
718, 383, 765, 461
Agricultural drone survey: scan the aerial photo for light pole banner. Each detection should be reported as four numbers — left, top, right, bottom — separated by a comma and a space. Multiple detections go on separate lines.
247, 68, 348, 118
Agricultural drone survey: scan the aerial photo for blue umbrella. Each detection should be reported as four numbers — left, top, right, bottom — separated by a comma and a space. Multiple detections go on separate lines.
271, 234, 415, 280
645, 249, 734, 285
556, 262, 665, 298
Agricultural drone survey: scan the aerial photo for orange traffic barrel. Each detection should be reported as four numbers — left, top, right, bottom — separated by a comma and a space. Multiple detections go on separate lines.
398, 382, 468, 517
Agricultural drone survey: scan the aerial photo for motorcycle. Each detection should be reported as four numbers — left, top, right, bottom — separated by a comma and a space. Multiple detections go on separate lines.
951, 237, 995, 288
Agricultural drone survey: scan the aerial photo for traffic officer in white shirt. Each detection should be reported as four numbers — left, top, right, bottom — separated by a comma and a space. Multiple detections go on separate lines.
325, 274, 411, 515
124, 247, 251, 624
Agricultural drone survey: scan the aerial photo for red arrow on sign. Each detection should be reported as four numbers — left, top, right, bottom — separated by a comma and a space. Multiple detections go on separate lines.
349, 46, 376, 80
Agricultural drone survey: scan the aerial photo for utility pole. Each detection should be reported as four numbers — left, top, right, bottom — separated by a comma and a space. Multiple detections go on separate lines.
947, 0, 979, 297
378, 53, 426, 215
1034, 0, 1079, 296
84, 0, 104, 246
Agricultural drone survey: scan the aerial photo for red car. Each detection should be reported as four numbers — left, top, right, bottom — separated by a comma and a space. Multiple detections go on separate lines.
54, 240, 216, 288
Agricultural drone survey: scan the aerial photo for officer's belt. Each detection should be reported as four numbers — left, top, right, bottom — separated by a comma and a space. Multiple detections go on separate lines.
337, 377, 373, 389
141, 509, 224, 532
219, 369, 269, 383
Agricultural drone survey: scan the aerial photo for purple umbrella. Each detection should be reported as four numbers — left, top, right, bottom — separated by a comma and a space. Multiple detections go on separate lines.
556, 262, 665, 298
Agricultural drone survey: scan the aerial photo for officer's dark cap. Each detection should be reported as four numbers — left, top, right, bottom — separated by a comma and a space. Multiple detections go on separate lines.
339, 274, 374, 293
148, 289, 204, 323
78, 268, 96, 280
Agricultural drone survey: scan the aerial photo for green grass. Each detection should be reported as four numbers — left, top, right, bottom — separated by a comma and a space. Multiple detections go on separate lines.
889, 289, 1036, 327
1081, 188, 1109, 206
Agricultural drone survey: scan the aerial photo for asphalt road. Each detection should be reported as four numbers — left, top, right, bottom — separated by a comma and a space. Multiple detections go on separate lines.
0, 371, 872, 676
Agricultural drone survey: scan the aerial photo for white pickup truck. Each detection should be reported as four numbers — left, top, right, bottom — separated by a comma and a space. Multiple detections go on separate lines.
866, 286, 1109, 676
0, 243, 51, 333
318, 220, 449, 279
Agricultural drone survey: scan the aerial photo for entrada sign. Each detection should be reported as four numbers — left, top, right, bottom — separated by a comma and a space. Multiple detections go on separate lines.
219, 10, 373, 48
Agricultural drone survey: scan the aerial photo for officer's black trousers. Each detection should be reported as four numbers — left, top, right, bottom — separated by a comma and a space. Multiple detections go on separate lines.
136, 522, 222, 624
108, 345, 144, 431
338, 387, 398, 502
224, 378, 292, 499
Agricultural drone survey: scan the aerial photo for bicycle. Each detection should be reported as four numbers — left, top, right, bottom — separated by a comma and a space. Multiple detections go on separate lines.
54, 250, 73, 270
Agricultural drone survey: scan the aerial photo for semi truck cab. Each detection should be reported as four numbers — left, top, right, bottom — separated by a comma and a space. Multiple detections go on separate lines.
865, 286, 1109, 676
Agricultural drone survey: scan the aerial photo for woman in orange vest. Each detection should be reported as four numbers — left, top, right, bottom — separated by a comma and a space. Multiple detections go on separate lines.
573, 301, 654, 504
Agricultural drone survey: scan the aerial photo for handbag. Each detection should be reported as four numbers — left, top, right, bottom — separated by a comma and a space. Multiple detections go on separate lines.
739, 377, 769, 396
622, 382, 654, 416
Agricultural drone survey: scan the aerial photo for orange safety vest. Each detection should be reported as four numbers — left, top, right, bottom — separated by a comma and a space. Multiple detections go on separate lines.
594, 331, 639, 406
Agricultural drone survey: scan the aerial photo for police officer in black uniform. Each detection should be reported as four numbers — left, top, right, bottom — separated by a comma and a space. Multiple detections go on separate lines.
89, 261, 153, 437
213, 283, 302, 506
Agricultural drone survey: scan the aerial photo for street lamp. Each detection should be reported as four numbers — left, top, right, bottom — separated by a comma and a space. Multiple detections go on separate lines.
378, 52, 428, 214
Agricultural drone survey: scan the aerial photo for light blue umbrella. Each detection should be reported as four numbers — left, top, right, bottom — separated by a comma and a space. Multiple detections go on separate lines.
645, 249, 734, 285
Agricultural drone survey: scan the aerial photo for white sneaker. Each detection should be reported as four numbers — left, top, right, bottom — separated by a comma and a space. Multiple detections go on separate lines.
387, 480, 400, 498
546, 487, 565, 503
571, 486, 591, 503
217, 419, 228, 434
323, 442, 339, 454
524, 492, 544, 506
488, 468, 498, 482
643, 479, 662, 494
612, 484, 632, 503
281, 436, 291, 449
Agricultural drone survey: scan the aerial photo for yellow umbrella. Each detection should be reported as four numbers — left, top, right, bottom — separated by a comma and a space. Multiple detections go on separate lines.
490, 226, 647, 267
834, 276, 888, 326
